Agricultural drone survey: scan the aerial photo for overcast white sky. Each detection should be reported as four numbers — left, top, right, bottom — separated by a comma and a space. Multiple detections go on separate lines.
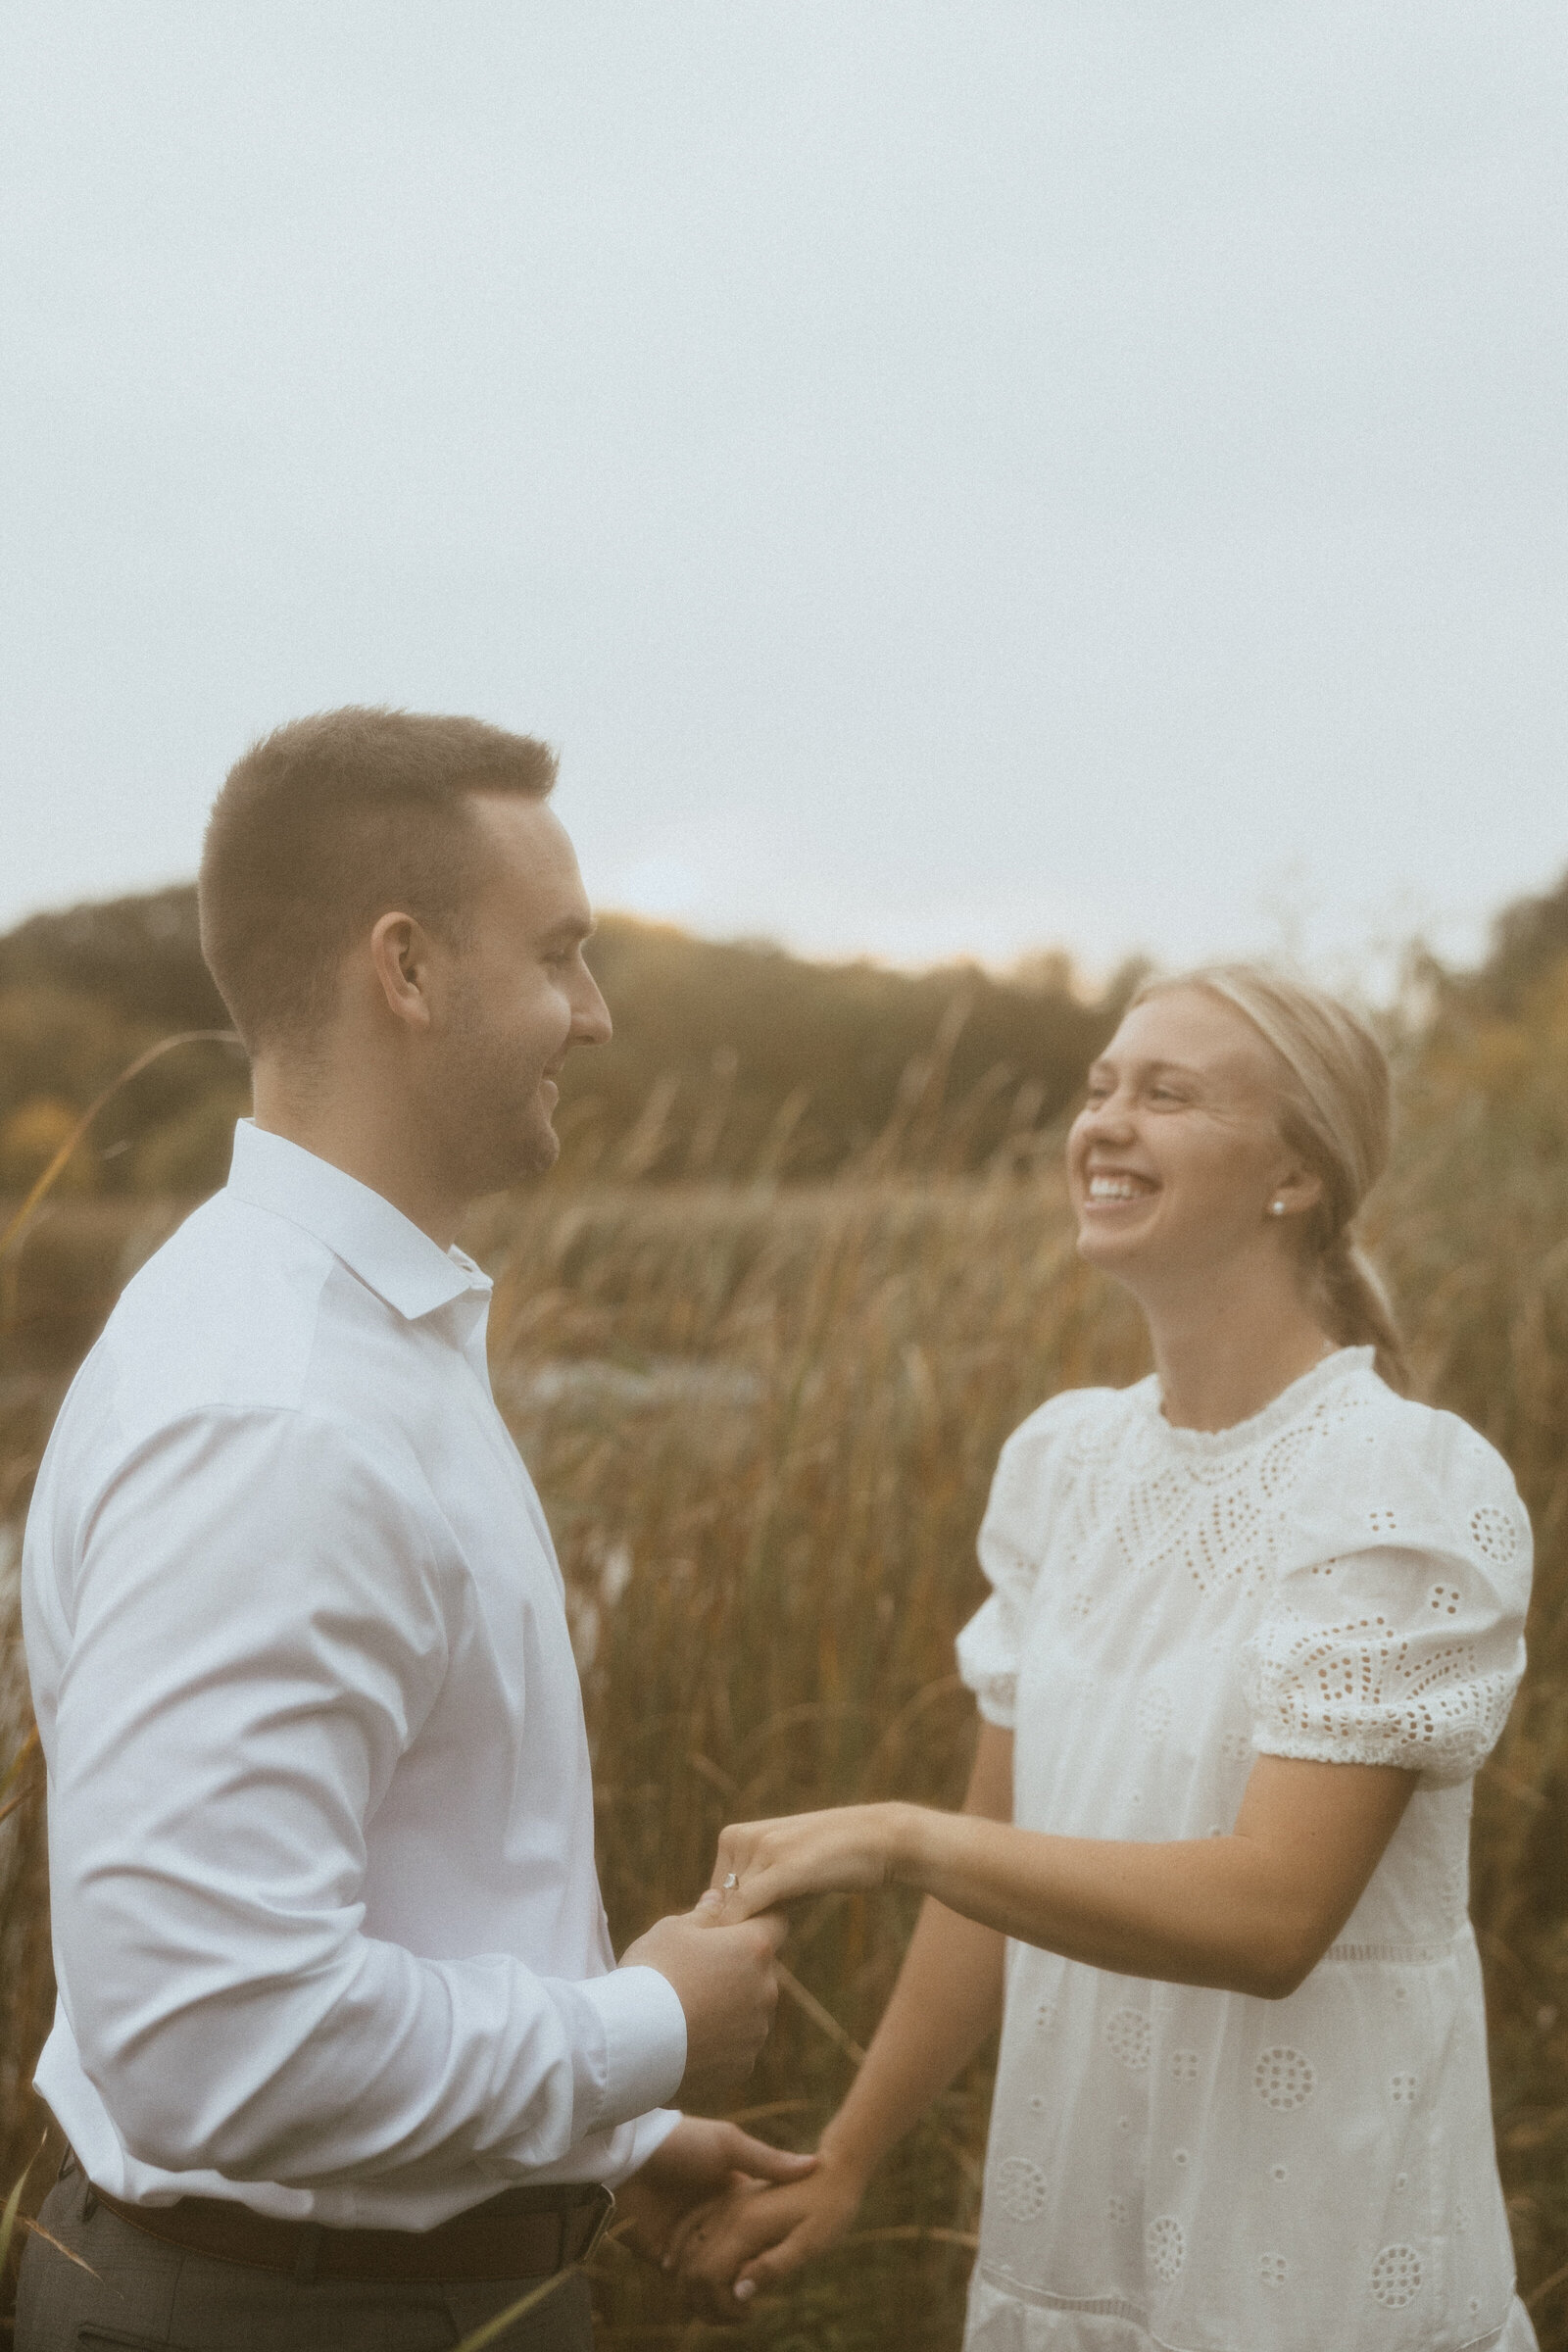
3, 4, 1565, 983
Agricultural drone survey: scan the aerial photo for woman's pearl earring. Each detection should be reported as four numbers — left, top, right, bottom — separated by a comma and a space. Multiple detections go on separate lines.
1269, 1200, 1286, 1217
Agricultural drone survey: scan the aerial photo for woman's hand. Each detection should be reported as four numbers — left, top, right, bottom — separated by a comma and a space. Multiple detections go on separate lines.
709, 1803, 910, 1918
612, 2116, 816, 2268
667, 2141, 869, 2319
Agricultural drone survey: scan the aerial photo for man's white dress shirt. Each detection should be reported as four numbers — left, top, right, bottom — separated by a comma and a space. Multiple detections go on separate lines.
23, 1122, 686, 2226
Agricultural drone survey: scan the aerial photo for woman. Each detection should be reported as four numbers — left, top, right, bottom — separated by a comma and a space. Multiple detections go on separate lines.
677, 967, 1536, 2352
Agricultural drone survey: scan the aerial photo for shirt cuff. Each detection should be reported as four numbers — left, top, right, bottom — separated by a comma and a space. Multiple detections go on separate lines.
609, 2104, 685, 2186
572, 1966, 687, 2137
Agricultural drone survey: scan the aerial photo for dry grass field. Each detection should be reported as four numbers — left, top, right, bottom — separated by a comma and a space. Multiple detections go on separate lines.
1, 973, 1566, 2347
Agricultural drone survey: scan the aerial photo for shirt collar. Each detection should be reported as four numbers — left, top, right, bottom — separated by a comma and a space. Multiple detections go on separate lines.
225, 1121, 493, 1324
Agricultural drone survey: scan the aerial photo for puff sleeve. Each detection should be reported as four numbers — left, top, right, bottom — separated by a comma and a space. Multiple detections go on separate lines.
1242, 1401, 1532, 1788
956, 1389, 1107, 1730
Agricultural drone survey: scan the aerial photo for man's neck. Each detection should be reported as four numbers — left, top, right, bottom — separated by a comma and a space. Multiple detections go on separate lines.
249, 1061, 466, 1250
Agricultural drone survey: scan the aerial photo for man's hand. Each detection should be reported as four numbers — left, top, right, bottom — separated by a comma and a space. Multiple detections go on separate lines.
612, 2117, 816, 2270
620, 1902, 788, 2100
666, 2141, 869, 2321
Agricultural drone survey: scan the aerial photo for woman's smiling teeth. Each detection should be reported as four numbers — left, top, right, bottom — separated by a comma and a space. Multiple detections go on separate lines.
1087, 1173, 1154, 1202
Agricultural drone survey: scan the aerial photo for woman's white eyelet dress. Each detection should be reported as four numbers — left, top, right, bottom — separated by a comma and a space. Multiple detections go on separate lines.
956, 1348, 1537, 2352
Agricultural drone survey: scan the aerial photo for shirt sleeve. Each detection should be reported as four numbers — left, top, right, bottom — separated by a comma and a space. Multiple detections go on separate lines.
1242, 1405, 1532, 1788
956, 1391, 1098, 1730
46, 1407, 686, 2189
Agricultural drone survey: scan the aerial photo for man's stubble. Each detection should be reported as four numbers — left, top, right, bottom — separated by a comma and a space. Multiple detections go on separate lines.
432, 971, 564, 1201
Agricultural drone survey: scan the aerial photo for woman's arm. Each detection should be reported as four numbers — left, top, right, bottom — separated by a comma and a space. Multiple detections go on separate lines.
817, 1723, 1011, 2171
711, 1751, 1416, 2000
672, 1726, 1012, 2313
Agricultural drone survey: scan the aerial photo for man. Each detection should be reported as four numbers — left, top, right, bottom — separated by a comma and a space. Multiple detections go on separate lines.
18, 710, 808, 2349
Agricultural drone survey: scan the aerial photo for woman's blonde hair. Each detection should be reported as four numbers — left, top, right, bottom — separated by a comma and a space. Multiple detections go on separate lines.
1130, 963, 1409, 1392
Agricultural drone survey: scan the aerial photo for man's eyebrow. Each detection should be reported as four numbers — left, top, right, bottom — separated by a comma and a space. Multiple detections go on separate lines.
541, 913, 595, 947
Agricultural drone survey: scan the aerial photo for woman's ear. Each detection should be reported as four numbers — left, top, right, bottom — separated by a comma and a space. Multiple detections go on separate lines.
1265, 1160, 1325, 1221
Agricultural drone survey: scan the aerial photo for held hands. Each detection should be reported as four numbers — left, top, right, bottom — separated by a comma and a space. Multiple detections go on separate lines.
665, 2139, 869, 2321
621, 1811, 907, 2317
616, 1895, 849, 2322
613, 2117, 817, 2274
708, 1802, 909, 1921
620, 1898, 789, 2103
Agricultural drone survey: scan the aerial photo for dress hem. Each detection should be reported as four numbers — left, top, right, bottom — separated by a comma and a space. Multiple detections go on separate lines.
970, 2261, 1520, 2352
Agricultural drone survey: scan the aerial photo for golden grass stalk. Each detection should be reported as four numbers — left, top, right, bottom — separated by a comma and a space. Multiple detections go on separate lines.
448, 2264, 581, 2352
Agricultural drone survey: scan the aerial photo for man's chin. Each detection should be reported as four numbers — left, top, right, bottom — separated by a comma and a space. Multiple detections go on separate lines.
512, 1116, 562, 1183
466, 1116, 561, 1198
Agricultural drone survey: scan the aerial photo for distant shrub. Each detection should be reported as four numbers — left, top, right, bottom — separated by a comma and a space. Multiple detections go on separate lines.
0, 980, 243, 1197
0, 987, 150, 1128
0, 1098, 96, 1196
128, 1085, 250, 1195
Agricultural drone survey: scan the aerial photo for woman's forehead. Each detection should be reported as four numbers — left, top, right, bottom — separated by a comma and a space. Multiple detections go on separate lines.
1100, 989, 1276, 1083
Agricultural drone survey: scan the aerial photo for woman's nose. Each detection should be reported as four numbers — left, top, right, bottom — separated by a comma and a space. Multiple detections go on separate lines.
1080, 1095, 1135, 1140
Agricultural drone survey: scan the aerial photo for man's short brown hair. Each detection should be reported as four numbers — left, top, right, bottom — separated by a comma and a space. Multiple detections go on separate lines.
199, 707, 558, 1050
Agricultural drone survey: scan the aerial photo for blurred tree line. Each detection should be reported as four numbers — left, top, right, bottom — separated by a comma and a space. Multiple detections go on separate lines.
0, 883, 1143, 1196
9, 858, 1567, 1200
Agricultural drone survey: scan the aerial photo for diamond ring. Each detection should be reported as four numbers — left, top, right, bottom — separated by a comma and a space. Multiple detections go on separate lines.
722, 1872, 739, 1890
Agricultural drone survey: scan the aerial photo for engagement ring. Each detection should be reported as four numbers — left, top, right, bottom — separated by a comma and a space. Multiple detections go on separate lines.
722, 1872, 739, 1890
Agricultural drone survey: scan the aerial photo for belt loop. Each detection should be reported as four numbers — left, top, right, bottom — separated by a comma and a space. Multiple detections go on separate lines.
293, 2222, 324, 2285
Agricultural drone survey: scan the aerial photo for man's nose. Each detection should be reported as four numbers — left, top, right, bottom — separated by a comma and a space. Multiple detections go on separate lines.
573, 974, 613, 1047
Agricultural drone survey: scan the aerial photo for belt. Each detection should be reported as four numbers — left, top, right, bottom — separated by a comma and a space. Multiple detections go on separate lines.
91, 2177, 615, 2284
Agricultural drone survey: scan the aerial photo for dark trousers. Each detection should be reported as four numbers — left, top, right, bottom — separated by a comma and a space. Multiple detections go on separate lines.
15, 2170, 595, 2352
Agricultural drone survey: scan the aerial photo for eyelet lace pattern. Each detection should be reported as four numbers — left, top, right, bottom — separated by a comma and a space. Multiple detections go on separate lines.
956, 1350, 1532, 2351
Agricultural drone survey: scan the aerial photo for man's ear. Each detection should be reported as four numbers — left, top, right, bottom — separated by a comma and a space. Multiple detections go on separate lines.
368, 911, 436, 1031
